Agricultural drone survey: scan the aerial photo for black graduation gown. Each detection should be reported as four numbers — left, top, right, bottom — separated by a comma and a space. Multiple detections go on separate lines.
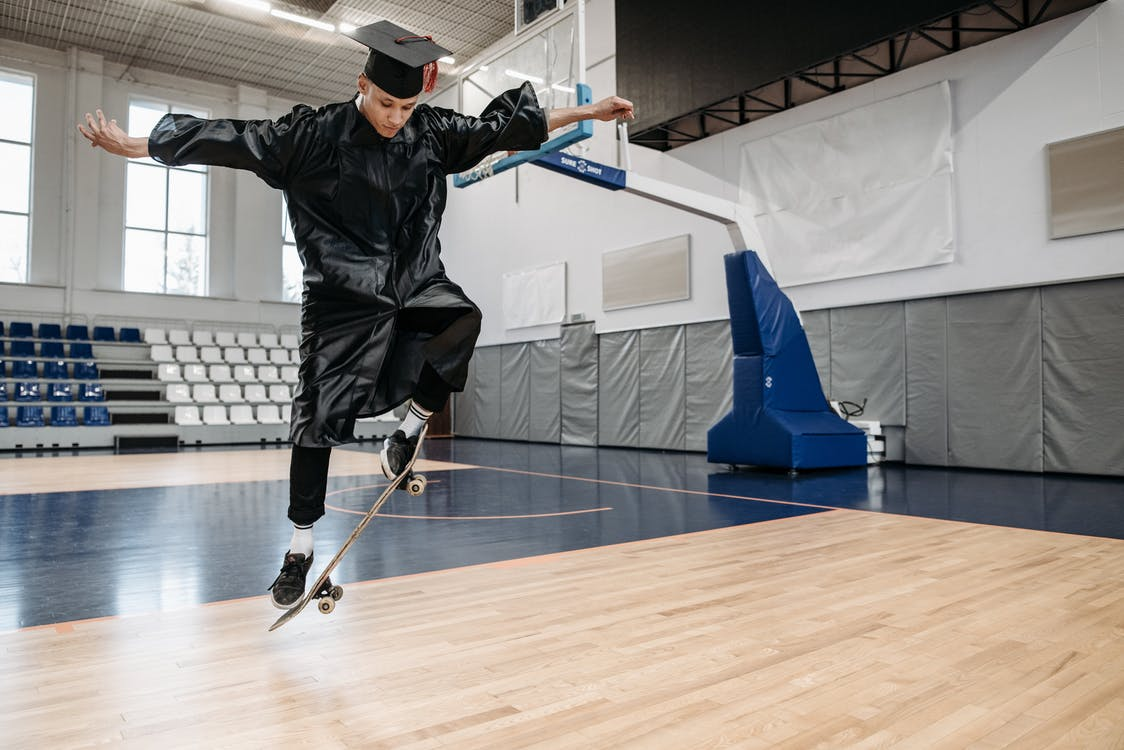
148, 82, 548, 447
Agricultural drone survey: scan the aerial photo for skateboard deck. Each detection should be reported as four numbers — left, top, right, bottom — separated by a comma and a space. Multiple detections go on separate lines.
269, 427, 428, 631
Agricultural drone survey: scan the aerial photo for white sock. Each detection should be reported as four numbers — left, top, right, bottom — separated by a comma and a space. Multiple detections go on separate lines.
289, 523, 313, 557
398, 402, 432, 438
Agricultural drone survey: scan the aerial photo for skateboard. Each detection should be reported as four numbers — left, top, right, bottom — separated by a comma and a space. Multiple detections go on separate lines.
269, 427, 428, 631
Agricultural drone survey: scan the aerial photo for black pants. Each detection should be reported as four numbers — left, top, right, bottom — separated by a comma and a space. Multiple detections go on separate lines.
287, 302, 479, 526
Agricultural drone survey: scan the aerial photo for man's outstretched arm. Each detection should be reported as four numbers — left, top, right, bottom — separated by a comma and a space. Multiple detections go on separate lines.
77, 109, 149, 158
547, 95, 634, 133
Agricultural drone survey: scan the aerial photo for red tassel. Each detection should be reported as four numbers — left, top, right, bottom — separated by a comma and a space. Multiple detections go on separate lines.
423, 61, 438, 93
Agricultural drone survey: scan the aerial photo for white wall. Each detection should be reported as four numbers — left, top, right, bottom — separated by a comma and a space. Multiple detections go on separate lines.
0, 38, 305, 329
441, 0, 1124, 345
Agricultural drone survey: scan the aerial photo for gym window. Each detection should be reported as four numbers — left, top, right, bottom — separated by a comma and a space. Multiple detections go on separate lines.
0, 70, 34, 284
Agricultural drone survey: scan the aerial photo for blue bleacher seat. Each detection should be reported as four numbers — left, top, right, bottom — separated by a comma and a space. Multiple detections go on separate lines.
39, 323, 62, 339
0, 340, 4, 356
16, 382, 40, 402
66, 324, 90, 340
93, 326, 116, 342
40, 341, 65, 358
10, 321, 32, 338
0, 360, 5, 377
119, 327, 141, 342
83, 406, 111, 426
50, 406, 78, 426
12, 360, 37, 379
0, 321, 4, 336
0, 382, 7, 400
74, 361, 99, 379
43, 360, 69, 379
48, 382, 73, 401
79, 382, 105, 402
16, 406, 44, 427
0, 407, 7, 427
69, 342, 94, 359
10, 340, 34, 357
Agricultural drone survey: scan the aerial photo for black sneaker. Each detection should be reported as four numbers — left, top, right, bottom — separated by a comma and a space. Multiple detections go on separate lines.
268, 551, 313, 609
380, 429, 419, 479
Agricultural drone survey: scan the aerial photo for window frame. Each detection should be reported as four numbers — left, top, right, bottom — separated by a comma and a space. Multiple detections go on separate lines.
281, 194, 301, 303
0, 68, 35, 285
122, 98, 211, 296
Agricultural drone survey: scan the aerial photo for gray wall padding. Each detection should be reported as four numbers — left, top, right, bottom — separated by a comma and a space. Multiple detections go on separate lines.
500, 344, 530, 441
829, 303, 906, 425
685, 321, 733, 452
453, 353, 478, 436
639, 326, 686, 450
598, 330, 640, 447
560, 322, 598, 446
947, 289, 1043, 472
801, 310, 831, 397
470, 346, 503, 439
529, 339, 561, 443
1042, 278, 1124, 474
904, 298, 949, 466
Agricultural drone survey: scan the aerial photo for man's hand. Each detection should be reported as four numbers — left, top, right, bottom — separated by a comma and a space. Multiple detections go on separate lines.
589, 95, 634, 123
77, 109, 150, 159
547, 95, 636, 133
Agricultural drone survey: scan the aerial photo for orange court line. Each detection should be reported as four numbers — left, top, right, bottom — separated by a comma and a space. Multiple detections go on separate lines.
324, 504, 613, 520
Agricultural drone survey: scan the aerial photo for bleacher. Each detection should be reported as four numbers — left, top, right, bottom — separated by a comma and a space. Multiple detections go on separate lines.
0, 317, 397, 451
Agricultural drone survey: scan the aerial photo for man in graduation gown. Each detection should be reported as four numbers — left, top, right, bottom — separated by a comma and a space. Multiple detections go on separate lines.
79, 20, 634, 608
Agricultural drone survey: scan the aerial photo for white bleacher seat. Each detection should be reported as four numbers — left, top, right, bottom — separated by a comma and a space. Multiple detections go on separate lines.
192, 330, 214, 346
183, 364, 208, 382
218, 384, 244, 403
209, 364, 233, 382
268, 348, 289, 365
280, 333, 299, 349
214, 331, 236, 347
168, 329, 191, 345
256, 404, 283, 424
175, 345, 199, 363
288, 349, 301, 364
281, 404, 292, 422
166, 384, 192, 403
151, 344, 175, 362
192, 384, 219, 403
259, 332, 280, 349
157, 363, 182, 382
174, 405, 202, 425
237, 332, 257, 348
281, 365, 299, 384
233, 365, 256, 383
258, 365, 281, 383
202, 405, 230, 425
229, 404, 255, 424
223, 347, 246, 364
200, 346, 223, 364
268, 384, 291, 403
247, 347, 268, 365
244, 384, 269, 403
144, 328, 167, 344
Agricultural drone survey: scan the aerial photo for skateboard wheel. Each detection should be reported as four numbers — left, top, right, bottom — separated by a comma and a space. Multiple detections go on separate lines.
407, 475, 426, 496
318, 597, 335, 614
330, 585, 343, 601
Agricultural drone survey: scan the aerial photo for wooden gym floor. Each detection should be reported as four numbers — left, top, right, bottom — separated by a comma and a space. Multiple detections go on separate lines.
1, 438, 1123, 747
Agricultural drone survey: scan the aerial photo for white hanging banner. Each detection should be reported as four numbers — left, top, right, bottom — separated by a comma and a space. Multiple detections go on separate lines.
740, 81, 955, 286
502, 262, 567, 329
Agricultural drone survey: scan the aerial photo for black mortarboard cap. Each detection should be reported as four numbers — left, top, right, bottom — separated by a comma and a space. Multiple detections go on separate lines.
344, 20, 450, 99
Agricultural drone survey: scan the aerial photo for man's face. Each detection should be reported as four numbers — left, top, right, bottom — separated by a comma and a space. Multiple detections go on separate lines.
357, 75, 419, 139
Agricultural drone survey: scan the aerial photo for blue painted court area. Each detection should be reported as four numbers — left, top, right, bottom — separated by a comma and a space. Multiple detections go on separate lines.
3, 437, 1123, 631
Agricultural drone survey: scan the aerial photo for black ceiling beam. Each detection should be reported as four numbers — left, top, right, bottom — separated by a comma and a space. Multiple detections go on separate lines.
629, 0, 1100, 151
